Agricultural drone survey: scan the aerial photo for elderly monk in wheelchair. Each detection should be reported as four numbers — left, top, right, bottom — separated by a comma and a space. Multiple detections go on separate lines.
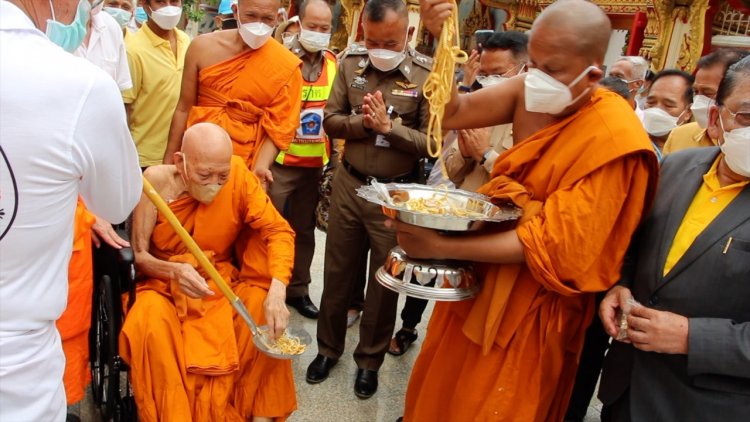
120, 122, 298, 422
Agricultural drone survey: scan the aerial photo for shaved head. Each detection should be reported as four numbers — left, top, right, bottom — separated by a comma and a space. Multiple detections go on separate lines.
533, 0, 611, 64
181, 123, 233, 163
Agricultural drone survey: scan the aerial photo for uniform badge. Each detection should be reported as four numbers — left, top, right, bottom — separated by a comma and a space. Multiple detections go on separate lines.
403, 65, 411, 75
293, 48, 301, 55
391, 89, 419, 98
396, 81, 418, 90
358, 58, 367, 68
351, 75, 367, 90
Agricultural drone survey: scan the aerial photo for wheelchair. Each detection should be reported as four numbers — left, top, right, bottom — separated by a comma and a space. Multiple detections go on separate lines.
89, 226, 138, 422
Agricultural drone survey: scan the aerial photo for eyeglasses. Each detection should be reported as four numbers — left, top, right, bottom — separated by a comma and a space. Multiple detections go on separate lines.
722, 103, 750, 128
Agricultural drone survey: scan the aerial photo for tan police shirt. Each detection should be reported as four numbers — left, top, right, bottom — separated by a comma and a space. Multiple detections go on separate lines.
323, 45, 432, 179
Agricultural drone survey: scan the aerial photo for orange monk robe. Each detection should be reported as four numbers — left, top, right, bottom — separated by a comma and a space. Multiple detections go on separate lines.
186, 42, 303, 167
403, 90, 660, 422
57, 198, 96, 405
120, 156, 297, 422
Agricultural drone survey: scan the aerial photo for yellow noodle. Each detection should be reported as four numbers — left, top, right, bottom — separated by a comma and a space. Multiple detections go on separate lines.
262, 329, 306, 355
423, 2, 468, 176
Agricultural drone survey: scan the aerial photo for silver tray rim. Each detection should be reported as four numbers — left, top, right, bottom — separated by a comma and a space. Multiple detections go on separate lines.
356, 183, 522, 230
376, 267, 478, 302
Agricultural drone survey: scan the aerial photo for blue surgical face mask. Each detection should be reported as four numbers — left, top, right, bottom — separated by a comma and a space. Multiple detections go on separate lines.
135, 6, 148, 24
46, 0, 91, 52
104, 6, 133, 28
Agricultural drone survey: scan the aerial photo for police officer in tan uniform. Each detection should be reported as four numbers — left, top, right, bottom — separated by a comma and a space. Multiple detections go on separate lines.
305, 0, 432, 399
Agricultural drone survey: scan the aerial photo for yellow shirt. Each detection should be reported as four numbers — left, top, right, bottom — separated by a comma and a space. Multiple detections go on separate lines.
663, 155, 749, 276
123, 25, 189, 167
662, 121, 716, 156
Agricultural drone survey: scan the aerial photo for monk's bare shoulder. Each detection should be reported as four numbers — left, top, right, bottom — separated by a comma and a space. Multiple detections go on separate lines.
143, 165, 179, 197
191, 30, 247, 69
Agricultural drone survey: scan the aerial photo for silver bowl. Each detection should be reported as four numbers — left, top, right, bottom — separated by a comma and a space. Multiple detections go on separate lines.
376, 247, 478, 301
356, 183, 521, 231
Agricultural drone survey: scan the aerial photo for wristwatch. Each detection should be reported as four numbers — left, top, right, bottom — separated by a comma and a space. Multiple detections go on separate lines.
479, 149, 492, 166
457, 83, 472, 93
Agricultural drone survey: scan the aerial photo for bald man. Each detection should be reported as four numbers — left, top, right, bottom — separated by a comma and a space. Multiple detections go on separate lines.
121, 123, 298, 421
163, 0, 303, 190
393, 0, 659, 419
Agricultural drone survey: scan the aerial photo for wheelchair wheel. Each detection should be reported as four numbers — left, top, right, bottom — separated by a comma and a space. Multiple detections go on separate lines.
91, 275, 119, 420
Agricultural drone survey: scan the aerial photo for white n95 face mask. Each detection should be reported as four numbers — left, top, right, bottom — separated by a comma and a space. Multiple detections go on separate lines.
239, 21, 274, 49
524, 66, 596, 114
719, 115, 750, 177
368, 48, 405, 72
150, 5, 182, 30
476, 75, 506, 87
368, 32, 409, 72
690, 95, 712, 129
298, 28, 331, 53
642, 107, 680, 137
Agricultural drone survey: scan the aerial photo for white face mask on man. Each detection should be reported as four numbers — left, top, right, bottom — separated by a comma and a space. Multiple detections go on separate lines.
238, 16, 275, 50
690, 95, 712, 129
367, 32, 409, 72
149, 5, 182, 30
642, 107, 685, 137
719, 115, 750, 177
524, 66, 597, 114
298, 27, 330, 53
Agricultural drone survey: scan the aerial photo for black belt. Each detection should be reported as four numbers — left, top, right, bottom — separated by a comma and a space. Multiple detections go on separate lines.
342, 160, 418, 184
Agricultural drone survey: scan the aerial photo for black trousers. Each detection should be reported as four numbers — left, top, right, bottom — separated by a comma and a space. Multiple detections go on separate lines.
564, 293, 611, 421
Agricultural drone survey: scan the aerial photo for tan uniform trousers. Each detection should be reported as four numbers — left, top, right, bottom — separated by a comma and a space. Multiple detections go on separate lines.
316, 165, 399, 370
268, 163, 323, 298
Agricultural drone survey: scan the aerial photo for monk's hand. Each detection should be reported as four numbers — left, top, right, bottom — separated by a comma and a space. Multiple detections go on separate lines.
174, 263, 214, 298
362, 91, 392, 135
254, 166, 274, 191
263, 278, 289, 340
91, 216, 130, 249
461, 50, 480, 87
458, 128, 491, 162
600, 285, 633, 339
627, 306, 689, 354
385, 219, 446, 260
420, 0, 455, 38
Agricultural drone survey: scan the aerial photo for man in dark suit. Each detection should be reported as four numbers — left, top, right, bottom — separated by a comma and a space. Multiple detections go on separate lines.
598, 56, 750, 421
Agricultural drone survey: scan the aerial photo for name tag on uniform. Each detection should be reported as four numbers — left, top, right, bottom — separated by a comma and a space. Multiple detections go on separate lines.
391, 89, 419, 98
375, 134, 391, 148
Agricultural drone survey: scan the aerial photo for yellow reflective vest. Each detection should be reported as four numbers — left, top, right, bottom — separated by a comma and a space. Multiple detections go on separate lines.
276, 50, 337, 167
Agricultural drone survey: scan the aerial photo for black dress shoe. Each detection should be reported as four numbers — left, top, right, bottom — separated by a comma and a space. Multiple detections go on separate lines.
286, 295, 319, 319
306, 354, 337, 384
354, 368, 378, 399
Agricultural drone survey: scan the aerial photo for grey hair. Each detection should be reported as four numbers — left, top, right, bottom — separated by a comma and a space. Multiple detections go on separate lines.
615, 56, 649, 81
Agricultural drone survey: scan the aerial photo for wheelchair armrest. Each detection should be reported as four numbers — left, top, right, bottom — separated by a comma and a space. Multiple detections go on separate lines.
117, 247, 134, 266
112, 227, 134, 265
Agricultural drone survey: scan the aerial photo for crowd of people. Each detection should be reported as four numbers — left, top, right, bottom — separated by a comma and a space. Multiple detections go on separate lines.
0, 0, 748, 421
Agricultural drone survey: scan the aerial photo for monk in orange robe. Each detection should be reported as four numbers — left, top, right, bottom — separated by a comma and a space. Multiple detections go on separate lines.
120, 123, 297, 422
164, 0, 303, 189
389, 1, 660, 420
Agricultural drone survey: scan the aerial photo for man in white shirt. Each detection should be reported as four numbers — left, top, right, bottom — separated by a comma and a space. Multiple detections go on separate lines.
0, 1, 142, 420
76, 0, 132, 91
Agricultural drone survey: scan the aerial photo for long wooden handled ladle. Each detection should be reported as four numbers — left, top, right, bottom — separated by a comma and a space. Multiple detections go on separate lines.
141, 176, 309, 359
